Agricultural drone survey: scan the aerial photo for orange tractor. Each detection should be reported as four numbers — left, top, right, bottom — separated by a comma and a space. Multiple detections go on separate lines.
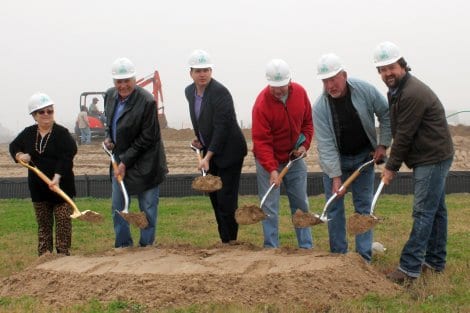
75, 70, 166, 143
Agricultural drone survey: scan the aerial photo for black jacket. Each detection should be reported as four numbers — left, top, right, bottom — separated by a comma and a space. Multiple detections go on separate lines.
185, 78, 247, 168
386, 73, 454, 171
105, 86, 167, 194
10, 123, 77, 202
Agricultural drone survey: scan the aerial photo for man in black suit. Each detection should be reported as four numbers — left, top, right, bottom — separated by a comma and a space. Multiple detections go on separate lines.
185, 49, 248, 244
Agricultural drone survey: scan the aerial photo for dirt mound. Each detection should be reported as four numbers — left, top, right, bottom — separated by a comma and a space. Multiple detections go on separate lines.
0, 244, 400, 310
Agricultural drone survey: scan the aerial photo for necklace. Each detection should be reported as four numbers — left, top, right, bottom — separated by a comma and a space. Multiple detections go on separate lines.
35, 126, 52, 154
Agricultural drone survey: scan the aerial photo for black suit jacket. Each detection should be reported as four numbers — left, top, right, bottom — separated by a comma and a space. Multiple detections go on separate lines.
185, 78, 247, 168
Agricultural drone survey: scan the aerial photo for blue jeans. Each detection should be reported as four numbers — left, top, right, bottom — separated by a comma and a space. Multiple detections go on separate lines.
398, 157, 452, 278
322, 150, 374, 262
111, 177, 159, 248
256, 159, 313, 249
79, 127, 91, 144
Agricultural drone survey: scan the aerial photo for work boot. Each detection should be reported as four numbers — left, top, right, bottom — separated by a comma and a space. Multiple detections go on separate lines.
386, 269, 416, 285
421, 263, 443, 274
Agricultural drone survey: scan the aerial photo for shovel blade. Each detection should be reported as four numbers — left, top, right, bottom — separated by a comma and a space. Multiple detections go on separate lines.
235, 204, 267, 225
76, 210, 104, 223
347, 213, 380, 235
292, 209, 323, 228
118, 211, 149, 229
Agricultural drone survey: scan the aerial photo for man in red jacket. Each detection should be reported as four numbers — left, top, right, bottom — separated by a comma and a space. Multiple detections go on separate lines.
252, 59, 314, 248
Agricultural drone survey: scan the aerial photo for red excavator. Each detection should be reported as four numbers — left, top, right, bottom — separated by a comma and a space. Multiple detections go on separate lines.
76, 70, 166, 143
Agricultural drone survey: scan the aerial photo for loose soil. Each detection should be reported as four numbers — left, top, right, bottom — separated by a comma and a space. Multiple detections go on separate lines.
0, 126, 468, 310
0, 244, 401, 311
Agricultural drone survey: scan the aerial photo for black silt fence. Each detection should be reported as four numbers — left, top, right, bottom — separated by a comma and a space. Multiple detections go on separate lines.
0, 171, 469, 199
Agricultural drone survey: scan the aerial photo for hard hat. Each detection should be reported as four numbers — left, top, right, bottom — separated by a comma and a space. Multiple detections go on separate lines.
188, 49, 213, 69
316, 53, 344, 80
111, 57, 136, 79
373, 41, 402, 67
28, 92, 54, 114
265, 59, 291, 87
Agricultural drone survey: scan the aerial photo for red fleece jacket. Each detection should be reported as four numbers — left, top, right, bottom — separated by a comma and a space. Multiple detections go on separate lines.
252, 82, 313, 172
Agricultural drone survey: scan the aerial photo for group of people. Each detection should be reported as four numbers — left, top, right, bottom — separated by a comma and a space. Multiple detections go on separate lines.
9, 41, 454, 285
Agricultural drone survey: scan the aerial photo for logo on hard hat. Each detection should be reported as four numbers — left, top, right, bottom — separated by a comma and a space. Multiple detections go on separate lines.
40, 95, 50, 104
273, 72, 283, 81
378, 51, 389, 61
319, 64, 329, 74
117, 66, 127, 74
198, 56, 207, 64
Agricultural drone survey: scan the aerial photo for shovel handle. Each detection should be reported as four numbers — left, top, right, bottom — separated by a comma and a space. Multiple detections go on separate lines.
18, 160, 82, 218
370, 180, 385, 216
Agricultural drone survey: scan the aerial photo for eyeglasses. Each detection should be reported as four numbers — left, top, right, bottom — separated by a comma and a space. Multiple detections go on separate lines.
36, 109, 54, 115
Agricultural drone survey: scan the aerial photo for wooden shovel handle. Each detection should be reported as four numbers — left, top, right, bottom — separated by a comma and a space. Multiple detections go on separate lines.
341, 170, 361, 189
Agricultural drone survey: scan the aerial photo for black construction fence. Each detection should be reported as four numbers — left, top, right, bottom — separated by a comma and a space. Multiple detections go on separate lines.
1, 171, 469, 199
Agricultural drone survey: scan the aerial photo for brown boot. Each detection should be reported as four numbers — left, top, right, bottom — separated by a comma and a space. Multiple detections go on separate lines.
386, 269, 416, 285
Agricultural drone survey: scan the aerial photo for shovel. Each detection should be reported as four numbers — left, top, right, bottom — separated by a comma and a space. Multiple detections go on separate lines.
293, 159, 375, 227
190, 144, 222, 193
102, 143, 148, 229
347, 179, 384, 235
235, 152, 306, 225
17, 159, 103, 223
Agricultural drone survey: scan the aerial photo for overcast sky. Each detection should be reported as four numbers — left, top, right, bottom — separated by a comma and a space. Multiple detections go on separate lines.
2, 0, 469, 137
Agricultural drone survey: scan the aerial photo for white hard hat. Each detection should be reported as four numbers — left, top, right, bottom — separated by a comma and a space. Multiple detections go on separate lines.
265, 59, 291, 87
28, 92, 54, 114
316, 53, 344, 80
111, 57, 136, 79
373, 41, 402, 67
188, 49, 213, 69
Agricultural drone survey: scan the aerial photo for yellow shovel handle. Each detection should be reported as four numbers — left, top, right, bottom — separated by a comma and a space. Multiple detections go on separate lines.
18, 159, 81, 217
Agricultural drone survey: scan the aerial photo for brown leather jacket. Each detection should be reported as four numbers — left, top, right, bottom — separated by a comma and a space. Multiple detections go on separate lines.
386, 73, 454, 171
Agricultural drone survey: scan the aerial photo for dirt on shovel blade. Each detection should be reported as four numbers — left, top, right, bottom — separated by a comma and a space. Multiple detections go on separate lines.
347, 213, 380, 235
235, 204, 267, 225
292, 209, 323, 228
118, 211, 149, 229
192, 174, 223, 193
77, 211, 104, 223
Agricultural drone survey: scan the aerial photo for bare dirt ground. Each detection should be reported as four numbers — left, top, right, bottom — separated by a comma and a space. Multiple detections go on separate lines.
0, 126, 468, 310
1, 244, 400, 311
1, 125, 470, 177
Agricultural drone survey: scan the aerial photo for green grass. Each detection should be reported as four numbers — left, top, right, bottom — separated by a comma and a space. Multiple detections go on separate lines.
1, 194, 470, 312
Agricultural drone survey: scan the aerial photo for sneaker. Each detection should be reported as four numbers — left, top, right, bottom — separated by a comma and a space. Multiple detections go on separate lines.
386, 269, 416, 284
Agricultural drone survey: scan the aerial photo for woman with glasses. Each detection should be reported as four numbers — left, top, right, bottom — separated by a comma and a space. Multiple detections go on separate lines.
9, 92, 77, 256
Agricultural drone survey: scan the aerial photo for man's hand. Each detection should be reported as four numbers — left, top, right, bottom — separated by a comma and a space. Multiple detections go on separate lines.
103, 138, 114, 151
114, 162, 126, 180
290, 146, 307, 158
332, 176, 346, 197
191, 138, 203, 150
381, 168, 396, 185
373, 145, 387, 164
270, 170, 281, 187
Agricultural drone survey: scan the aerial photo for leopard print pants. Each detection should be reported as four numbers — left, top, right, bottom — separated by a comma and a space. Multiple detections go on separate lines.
32, 202, 72, 256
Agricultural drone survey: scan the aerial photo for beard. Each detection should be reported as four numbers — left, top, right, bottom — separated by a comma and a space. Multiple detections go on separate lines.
383, 75, 400, 89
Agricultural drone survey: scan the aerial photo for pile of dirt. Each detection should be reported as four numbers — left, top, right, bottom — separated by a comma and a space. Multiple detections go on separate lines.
0, 244, 400, 310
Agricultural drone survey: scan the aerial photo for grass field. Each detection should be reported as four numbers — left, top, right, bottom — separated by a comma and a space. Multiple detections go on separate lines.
0, 194, 470, 313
